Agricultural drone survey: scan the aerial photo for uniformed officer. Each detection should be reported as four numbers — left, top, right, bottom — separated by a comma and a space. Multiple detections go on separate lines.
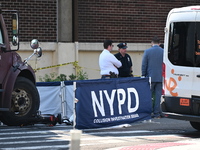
114, 43, 133, 77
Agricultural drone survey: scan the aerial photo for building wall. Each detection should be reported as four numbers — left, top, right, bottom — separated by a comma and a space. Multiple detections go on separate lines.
1, 0, 57, 42
1, 0, 200, 81
18, 42, 150, 81
77, 0, 200, 43
2, 0, 200, 43
57, 0, 73, 42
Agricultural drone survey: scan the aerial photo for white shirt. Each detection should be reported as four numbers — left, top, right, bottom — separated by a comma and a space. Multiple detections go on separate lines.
99, 49, 122, 75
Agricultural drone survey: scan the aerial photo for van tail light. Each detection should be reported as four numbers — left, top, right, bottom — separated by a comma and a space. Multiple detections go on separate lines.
162, 63, 166, 95
191, 8, 200, 10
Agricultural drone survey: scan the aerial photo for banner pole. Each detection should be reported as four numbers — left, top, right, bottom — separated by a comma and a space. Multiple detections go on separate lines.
73, 82, 77, 129
60, 81, 67, 120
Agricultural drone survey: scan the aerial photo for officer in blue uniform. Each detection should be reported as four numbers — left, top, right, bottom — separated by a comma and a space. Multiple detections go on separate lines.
114, 43, 133, 77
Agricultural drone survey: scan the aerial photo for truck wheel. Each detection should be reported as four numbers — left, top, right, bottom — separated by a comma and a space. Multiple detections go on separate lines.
190, 121, 200, 131
1, 77, 40, 126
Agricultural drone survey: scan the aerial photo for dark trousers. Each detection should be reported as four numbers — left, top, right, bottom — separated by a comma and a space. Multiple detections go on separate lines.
151, 82, 162, 117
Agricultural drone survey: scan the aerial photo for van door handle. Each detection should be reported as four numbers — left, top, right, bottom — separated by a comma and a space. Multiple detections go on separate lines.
197, 74, 200, 78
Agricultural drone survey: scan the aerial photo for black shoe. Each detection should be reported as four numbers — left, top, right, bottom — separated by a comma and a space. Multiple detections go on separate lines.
152, 115, 161, 119
160, 113, 165, 118
154, 116, 161, 119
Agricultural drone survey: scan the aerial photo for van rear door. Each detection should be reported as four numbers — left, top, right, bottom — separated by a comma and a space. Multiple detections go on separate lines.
192, 12, 200, 96
164, 11, 196, 98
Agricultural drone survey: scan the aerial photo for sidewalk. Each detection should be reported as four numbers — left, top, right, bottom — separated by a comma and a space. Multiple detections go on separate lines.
114, 140, 200, 150
106, 118, 199, 150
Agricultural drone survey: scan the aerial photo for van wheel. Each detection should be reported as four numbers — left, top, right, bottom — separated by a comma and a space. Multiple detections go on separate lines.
1, 77, 40, 126
190, 121, 200, 131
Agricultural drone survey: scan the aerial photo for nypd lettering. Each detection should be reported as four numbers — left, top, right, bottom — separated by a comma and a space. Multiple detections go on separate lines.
91, 88, 139, 117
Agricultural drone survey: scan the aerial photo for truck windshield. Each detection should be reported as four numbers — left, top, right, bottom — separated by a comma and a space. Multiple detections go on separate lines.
168, 22, 200, 67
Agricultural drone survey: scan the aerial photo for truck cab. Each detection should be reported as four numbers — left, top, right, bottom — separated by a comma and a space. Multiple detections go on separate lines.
0, 9, 42, 126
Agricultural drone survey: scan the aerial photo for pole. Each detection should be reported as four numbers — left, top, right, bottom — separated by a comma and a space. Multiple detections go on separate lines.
70, 129, 82, 150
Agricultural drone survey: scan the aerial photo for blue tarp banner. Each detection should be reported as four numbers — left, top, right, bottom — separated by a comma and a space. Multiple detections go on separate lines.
75, 77, 152, 129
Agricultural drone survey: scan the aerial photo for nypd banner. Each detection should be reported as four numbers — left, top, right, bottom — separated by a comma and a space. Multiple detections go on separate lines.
75, 77, 152, 129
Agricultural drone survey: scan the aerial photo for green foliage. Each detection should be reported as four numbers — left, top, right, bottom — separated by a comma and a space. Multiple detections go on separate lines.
38, 61, 88, 82
39, 72, 67, 82
68, 74, 76, 81
39, 70, 88, 82
71, 70, 88, 80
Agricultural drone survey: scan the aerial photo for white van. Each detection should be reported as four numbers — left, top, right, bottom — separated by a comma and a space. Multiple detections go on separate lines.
162, 6, 200, 131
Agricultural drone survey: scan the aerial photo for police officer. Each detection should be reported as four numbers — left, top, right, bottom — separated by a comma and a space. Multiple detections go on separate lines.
114, 43, 133, 77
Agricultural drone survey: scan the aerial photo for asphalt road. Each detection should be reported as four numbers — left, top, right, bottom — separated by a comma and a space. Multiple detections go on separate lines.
0, 118, 200, 150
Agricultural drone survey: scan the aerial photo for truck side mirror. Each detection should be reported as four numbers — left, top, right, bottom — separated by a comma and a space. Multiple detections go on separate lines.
31, 39, 42, 57
34, 47, 42, 57
12, 13, 19, 47
30, 39, 39, 49
24, 39, 42, 63
12, 35, 18, 46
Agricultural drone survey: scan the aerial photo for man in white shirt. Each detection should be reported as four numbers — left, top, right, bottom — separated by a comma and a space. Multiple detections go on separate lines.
99, 40, 122, 79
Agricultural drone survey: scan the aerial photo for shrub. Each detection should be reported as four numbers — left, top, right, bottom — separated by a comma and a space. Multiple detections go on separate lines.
39, 70, 88, 82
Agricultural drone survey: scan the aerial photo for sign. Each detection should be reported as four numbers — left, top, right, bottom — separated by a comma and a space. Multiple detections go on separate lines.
180, 98, 190, 106
75, 77, 152, 129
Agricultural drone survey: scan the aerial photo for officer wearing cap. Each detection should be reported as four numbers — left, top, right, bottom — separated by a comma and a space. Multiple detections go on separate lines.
114, 43, 133, 77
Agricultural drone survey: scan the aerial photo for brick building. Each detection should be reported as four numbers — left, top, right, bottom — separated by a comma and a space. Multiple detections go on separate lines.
1, 0, 199, 80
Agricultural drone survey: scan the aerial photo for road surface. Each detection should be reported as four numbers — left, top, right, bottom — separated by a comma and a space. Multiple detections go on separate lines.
0, 118, 200, 150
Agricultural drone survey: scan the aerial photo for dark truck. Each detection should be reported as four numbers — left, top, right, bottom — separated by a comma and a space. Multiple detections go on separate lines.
0, 9, 44, 126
